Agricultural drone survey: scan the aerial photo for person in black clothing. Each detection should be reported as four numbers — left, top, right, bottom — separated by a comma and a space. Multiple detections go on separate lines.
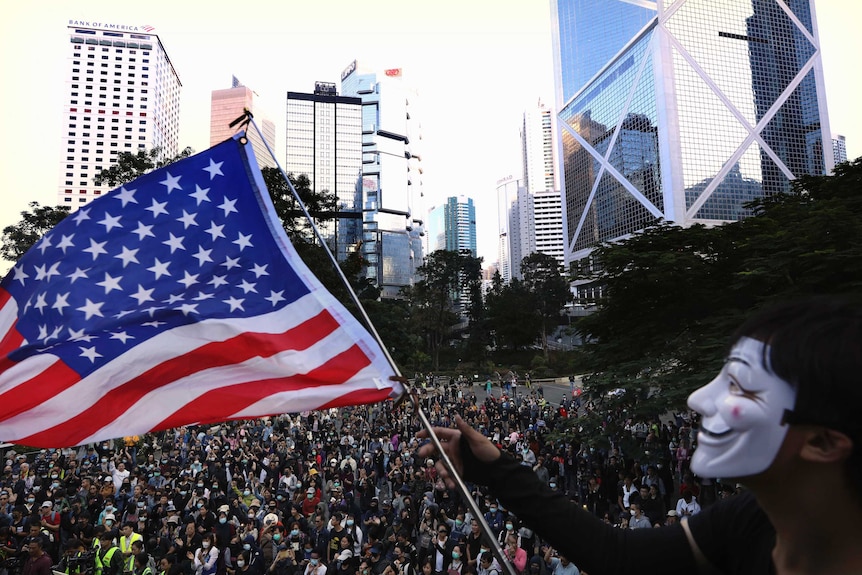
419, 297, 862, 575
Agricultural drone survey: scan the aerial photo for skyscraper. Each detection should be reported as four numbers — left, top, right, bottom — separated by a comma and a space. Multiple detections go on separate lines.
521, 102, 565, 272
833, 134, 848, 165
210, 77, 276, 168
522, 102, 559, 195
60, 21, 182, 208
496, 176, 534, 283
285, 82, 363, 262
533, 189, 565, 269
551, 1, 834, 286
427, 196, 477, 256
340, 61, 424, 299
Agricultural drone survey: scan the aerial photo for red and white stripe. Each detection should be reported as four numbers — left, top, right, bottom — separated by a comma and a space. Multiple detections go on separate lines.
0, 291, 399, 447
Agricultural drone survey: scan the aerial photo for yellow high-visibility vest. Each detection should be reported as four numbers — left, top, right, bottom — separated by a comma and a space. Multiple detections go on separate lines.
95, 547, 120, 575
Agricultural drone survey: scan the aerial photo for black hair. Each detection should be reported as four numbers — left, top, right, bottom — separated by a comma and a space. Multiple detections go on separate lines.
732, 295, 862, 491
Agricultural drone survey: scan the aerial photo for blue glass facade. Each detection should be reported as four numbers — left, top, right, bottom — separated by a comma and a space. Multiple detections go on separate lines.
341, 63, 424, 298
553, 0, 833, 263
553, 0, 655, 106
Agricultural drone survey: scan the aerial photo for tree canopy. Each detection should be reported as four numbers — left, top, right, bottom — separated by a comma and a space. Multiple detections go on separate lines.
486, 252, 570, 354
521, 252, 571, 358
569, 157, 862, 451
403, 249, 483, 370
94, 147, 195, 188
0, 203, 70, 263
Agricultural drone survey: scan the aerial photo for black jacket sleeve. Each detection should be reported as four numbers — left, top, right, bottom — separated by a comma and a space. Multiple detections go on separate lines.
460, 438, 696, 575
460, 438, 778, 575
686, 491, 775, 574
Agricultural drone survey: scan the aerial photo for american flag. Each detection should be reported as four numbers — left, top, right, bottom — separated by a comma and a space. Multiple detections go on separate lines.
0, 135, 401, 448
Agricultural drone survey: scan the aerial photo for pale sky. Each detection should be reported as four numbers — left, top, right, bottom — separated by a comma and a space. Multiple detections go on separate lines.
0, 1, 859, 267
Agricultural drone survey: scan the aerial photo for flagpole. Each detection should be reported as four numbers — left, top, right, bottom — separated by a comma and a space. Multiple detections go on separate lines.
413, 404, 519, 575
244, 117, 519, 575
243, 115, 398, 371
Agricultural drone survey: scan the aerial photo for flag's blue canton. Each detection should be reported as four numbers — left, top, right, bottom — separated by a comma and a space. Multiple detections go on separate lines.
1, 138, 310, 376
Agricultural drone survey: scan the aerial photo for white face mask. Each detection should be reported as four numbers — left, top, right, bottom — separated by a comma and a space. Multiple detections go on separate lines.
687, 337, 796, 478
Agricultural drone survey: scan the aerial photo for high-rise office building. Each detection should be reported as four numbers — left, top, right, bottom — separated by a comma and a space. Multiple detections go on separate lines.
496, 176, 534, 283
521, 102, 565, 272
833, 135, 847, 165
340, 61, 424, 298
210, 77, 276, 168
285, 82, 363, 262
551, 1, 834, 286
427, 196, 477, 256
533, 189, 565, 269
522, 102, 559, 195
60, 21, 182, 208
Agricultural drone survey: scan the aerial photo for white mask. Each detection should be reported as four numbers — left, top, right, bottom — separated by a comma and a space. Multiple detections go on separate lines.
687, 337, 796, 478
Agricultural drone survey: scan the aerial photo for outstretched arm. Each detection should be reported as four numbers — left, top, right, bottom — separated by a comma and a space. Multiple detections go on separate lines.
418, 415, 696, 575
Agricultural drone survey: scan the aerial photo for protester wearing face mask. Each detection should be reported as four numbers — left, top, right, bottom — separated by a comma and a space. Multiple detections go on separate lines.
419, 297, 862, 575
191, 533, 219, 575
213, 505, 234, 552
303, 550, 326, 575
238, 535, 263, 575
482, 504, 503, 535
446, 545, 464, 575
300, 486, 319, 518
495, 517, 518, 548
627, 504, 650, 530
229, 550, 251, 575
343, 515, 363, 557
426, 525, 453, 575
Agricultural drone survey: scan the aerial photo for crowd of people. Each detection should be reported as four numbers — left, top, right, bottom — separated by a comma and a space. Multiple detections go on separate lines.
0, 376, 713, 575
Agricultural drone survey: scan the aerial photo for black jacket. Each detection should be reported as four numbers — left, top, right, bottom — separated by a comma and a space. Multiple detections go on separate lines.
460, 438, 775, 575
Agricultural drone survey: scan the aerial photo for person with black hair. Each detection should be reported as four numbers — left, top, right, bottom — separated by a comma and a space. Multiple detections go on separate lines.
96, 532, 123, 575
419, 296, 862, 574
22, 537, 52, 575
133, 552, 153, 575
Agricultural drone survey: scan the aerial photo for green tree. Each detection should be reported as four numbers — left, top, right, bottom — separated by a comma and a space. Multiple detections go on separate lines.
361, 297, 425, 372
0, 203, 71, 262
486, 278, 541, 350
571, 157, 862, 448
461, 253, 490, 359
405, 250, 482, 370
2, 147, 195, 264
262, 168, 338, 245
93, 147, 194, 187
521, 252, 571, 359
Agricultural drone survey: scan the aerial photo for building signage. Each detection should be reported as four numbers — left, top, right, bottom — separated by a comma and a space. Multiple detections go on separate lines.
341, 60, 357, 81
362, 177, 378, 192
68, 20, 154, 32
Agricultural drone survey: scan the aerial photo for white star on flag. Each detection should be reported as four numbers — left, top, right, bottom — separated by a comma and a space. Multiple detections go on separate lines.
0, 133, 401, 448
